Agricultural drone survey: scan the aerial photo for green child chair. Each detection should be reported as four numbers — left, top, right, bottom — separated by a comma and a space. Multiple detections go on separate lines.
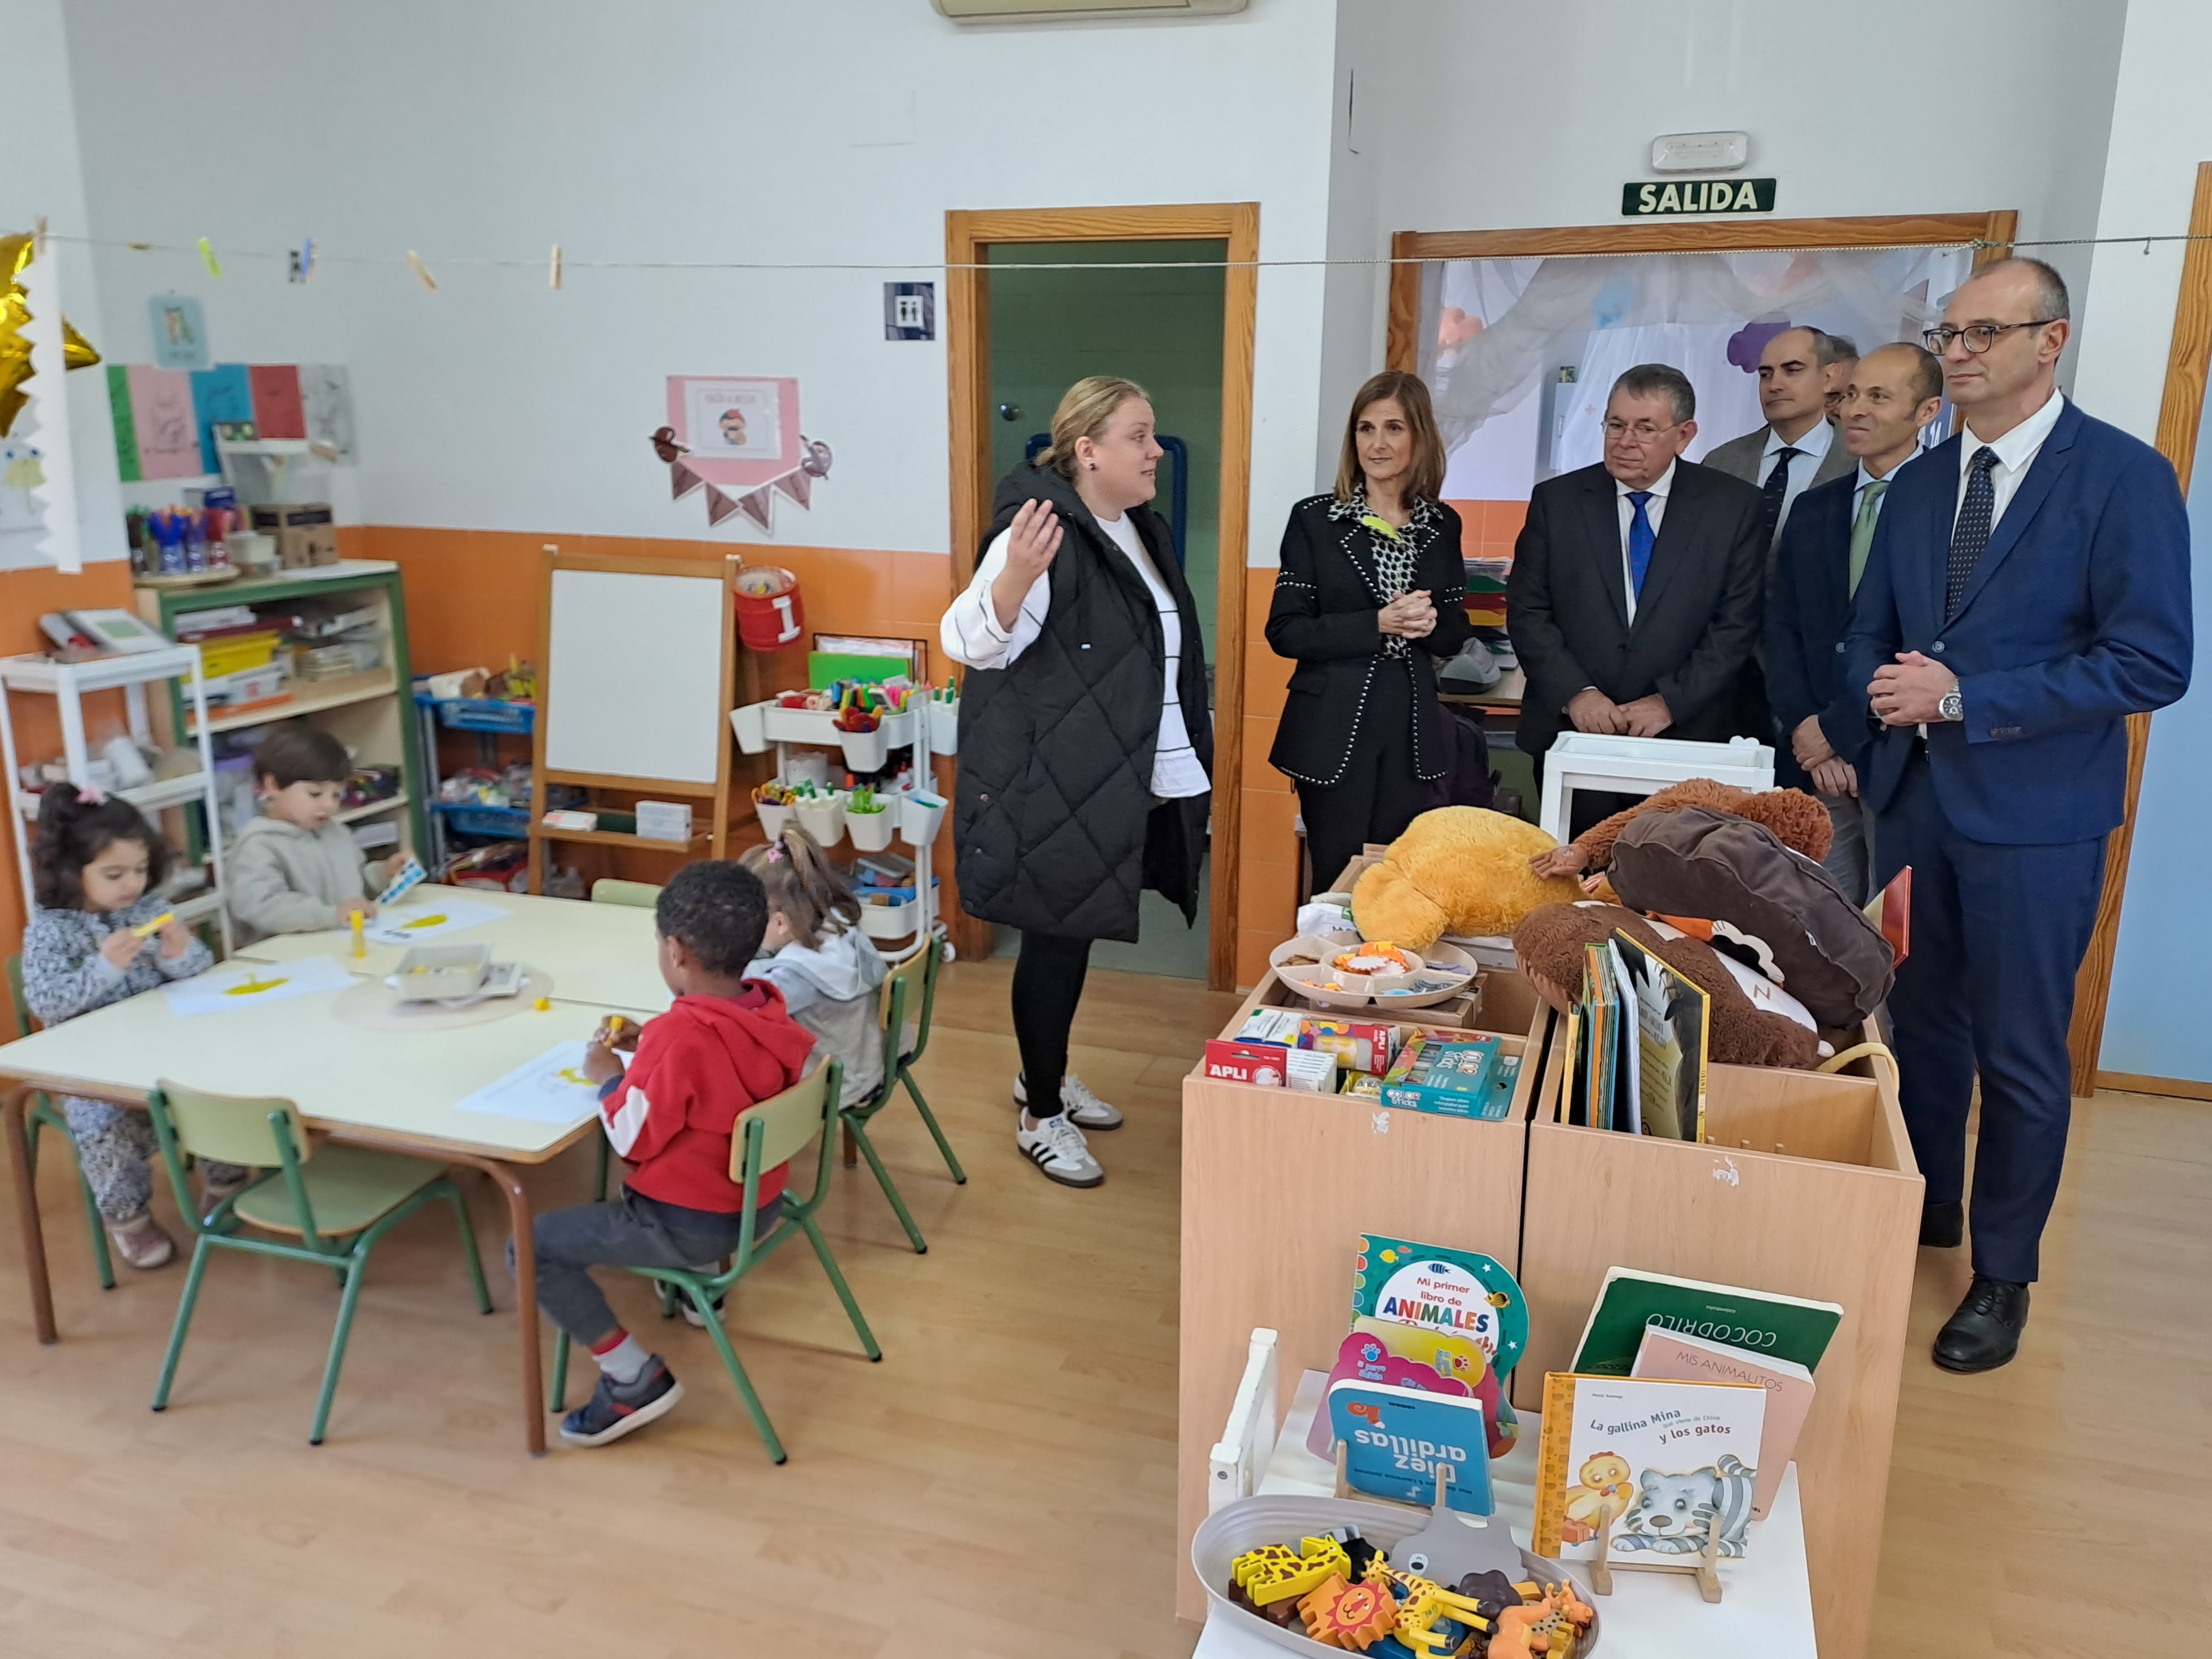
839, 939, 965, 1254
145, 1081, 492, 1445
547, 1058, 879, 1464
589, 879, 662, 908
6, 953, 114, 1290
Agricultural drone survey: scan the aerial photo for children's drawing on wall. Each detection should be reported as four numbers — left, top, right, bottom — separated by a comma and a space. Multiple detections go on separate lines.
0, 435, 44, 536
657, 374, 832, 534
147, 294, 209, 371
299, 363, 357, 462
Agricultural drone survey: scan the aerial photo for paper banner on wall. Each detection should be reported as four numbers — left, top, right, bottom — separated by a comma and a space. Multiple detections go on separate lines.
17, 243, 84, 570
189, 363, 253, 473
249, 363, 305, 439
661, 375, 831, 534
299, 364, 357, 461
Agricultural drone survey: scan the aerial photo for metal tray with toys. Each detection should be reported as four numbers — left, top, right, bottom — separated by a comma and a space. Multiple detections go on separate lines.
1194, 1493, 1599, 1657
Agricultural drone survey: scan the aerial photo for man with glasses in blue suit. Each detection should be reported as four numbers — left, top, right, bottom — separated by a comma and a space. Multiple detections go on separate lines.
1845, 258, 2193, 1373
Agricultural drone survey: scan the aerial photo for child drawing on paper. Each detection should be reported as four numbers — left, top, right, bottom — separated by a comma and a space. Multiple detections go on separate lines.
718, 408, 748, 448
19, 785, 247, 1271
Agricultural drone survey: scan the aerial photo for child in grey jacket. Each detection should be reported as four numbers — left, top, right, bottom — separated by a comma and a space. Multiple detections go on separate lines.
226, 723, 406, 940
20, 784, 248, 1270
740, 827, 888, 1107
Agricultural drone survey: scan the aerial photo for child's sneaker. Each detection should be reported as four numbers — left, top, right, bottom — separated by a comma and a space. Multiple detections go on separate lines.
199, 1165, 254, 1218
1015, 1071, 1124, 1131
557, 1355, 685, 1448
1015, 1111, 1104, 1188
107, 1213, 175, 1271
680, 1295, 727, 1329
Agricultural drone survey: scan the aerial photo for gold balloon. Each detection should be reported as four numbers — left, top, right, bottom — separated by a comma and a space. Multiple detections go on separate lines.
0, 231, 103, 439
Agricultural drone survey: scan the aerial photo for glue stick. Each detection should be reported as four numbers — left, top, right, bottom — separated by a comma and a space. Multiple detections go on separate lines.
350, 910, 366, 959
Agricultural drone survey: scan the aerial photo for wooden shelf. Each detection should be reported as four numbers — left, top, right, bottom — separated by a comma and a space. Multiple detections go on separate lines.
337, 792, 408, 824
533, 825, 711, 852
187, 670, 397, 735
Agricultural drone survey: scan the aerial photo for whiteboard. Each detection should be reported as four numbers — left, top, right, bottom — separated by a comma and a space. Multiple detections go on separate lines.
543, 567, 727, 784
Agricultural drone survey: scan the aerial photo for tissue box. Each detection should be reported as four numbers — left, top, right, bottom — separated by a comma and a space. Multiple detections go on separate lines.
635, 800, 693, 843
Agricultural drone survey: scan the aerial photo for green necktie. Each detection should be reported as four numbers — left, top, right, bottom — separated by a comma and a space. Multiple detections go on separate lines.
1848, 478, 1888, 596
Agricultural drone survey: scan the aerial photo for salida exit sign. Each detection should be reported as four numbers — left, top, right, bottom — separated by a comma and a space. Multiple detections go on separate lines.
1623, 178, 1776, 217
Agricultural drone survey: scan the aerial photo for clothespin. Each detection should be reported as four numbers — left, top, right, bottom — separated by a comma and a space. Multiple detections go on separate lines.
549, 243, 563, 290
32, 216, 48, 257
196, 236, 223, 277
405, 249, 439, 290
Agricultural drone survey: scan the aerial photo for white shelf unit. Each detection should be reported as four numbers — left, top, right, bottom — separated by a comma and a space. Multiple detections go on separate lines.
729, 696, 951, 960
0, 645, 234, 955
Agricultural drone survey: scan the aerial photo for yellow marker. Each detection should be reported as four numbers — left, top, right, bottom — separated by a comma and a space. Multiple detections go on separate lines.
131, 911, 174, 940
350, 911, 366, 959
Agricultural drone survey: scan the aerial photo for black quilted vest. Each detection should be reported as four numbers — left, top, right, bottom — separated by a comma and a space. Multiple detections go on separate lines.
953, 462, 1213, 942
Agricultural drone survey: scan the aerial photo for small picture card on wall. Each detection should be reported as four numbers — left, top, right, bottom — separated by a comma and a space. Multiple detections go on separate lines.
148, 294, 208, 371
675, 376, 798, 469
884, 281, 935, 341
249, 364, 305, 439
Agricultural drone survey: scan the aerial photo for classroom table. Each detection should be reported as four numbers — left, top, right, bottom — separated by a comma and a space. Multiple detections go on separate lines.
0, 961, 619, 1456
233, 884, 673, 1016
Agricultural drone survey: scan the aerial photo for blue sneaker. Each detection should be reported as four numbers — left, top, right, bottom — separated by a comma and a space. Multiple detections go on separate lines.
558, 1355, 685, 1448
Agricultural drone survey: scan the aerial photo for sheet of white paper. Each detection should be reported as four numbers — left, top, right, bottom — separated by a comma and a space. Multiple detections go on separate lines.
452, 1040, 606, 1127
364, 896, 507, 946
163, 954, 356, 1018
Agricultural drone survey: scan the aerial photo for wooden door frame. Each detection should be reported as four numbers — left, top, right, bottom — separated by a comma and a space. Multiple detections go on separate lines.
2085, 161, 2212, 1097
945, 203, 1260, 992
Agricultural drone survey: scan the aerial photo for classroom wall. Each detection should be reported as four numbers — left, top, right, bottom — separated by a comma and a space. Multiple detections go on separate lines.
2074, 0, 2212, 1087
1314, 0, 2131, 435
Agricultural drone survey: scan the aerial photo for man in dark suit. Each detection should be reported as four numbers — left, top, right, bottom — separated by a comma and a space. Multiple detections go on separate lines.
1704, 326, 1856, 555
1846, 258, 2192, 1373
1767, 342, 1945, 901
1507, 363, 1766, 835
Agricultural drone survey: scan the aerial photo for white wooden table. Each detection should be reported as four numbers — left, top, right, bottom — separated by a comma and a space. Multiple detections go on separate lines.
0, 956, 623, 1455
235, 884, 672, 1015
1194, 1368, 1817, 1657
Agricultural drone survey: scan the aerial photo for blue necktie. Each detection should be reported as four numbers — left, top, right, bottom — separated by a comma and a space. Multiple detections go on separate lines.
1627, 491, 1656, 599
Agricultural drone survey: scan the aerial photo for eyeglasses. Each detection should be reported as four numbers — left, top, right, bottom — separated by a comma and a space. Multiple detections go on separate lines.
1922, 319, 2059, 354
1601, 418, 1683, 441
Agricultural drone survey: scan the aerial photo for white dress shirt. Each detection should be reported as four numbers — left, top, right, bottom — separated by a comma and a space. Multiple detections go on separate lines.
1853, 461, 1896, 525
1613, 460, 1676, 624
940, 508, 1209, 799
1955, 389, 2065, 529
1760, 417, 1834, 538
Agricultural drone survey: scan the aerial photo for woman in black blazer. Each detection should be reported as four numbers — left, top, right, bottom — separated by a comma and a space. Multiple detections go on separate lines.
1266, 371, 1472, 887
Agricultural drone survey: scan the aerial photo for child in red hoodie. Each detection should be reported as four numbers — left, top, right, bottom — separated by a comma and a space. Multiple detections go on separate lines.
534, 860, 819, 1448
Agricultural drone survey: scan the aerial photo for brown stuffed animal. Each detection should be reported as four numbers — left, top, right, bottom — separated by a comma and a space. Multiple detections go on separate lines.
1511, 902, 1823, 1069
1528, 780, 1833, 880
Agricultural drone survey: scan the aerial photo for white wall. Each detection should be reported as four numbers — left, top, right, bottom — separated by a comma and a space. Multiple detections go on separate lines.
0, 0, 127, 568
53, 0, 1339, 561
1317, 0, 2130, 451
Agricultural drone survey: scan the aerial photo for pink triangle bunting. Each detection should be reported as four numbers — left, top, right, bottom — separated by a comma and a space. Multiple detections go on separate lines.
670, 461, 703, 502
773, 467, 811, 508
738, 487, 775, 531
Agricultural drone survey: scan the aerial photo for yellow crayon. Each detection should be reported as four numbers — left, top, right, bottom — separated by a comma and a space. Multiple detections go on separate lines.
131, 911, 173, 940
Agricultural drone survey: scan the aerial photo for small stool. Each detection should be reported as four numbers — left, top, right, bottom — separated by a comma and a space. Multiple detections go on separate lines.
1538, 733, 1774, 841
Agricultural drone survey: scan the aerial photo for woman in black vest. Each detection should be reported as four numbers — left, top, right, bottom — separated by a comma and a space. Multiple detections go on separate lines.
1266, 371, 1470, 886
942, 376, 1212, 1190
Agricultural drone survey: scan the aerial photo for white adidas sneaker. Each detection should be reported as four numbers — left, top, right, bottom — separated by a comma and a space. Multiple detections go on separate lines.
1014, 1071, 1124, 1131
1015, 1110, 1104, 1188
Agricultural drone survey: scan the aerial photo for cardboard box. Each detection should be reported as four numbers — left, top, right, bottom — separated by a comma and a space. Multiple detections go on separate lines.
249, 502, 340, 569
1284, 1048, 1339, 1093
1378, 1032, 1507, 1119
1202, 1040, 1291, 1088
1297, 1016, 1398, 1076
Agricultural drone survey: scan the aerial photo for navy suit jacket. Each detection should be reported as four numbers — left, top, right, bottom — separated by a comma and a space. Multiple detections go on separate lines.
1766, 471, 1866, 788
1843, 399, 2193, 844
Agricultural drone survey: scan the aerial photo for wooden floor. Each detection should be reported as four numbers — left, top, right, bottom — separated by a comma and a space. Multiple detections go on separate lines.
0, 962, 2203, 1657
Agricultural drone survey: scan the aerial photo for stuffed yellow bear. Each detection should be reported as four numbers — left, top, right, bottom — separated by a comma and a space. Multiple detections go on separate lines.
1350, 807, 1584, 951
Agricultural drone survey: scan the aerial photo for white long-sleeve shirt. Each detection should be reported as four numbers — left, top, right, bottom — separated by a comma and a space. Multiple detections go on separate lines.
941, 508, 1209, 799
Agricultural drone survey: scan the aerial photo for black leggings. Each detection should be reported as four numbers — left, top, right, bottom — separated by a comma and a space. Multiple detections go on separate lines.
1295, 660, 1433, 889
1013, 931, 1093, 1120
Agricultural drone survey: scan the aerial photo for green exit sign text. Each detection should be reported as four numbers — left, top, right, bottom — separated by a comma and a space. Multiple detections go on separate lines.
1622, 178, 1776, 217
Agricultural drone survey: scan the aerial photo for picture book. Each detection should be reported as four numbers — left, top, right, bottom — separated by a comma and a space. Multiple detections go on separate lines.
1352, 1235, 1528, 1378
1571, 1267, 1844, 1378
1328, 1378, 1496, 1516
1579, 942, 1617, 1130
1610, 928, 1709, 1142
1532, 1373, 1766, 1564
1633, 1327, 1815, 1521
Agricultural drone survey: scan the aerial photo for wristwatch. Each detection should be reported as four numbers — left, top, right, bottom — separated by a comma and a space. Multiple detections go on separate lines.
1937, 688, 1964, 722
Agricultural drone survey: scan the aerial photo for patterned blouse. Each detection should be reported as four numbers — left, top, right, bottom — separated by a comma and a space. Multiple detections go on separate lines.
1327, 488, 1444, 659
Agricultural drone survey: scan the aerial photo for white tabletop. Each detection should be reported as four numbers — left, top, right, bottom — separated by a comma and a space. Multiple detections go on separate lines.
0, 967, 609, 1161
1194, 1369, 1816, 1658
234, 885, 672, 1016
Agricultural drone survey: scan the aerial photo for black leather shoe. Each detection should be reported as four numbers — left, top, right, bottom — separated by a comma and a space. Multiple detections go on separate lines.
1919, 1201, 1964, 1249
1932, 1275, 2029, 1373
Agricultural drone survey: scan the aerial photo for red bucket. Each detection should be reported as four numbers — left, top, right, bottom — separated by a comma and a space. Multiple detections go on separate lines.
734, 566, 805, 650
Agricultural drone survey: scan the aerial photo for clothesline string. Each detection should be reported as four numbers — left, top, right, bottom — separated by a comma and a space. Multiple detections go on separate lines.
29, 229, 2212, 276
